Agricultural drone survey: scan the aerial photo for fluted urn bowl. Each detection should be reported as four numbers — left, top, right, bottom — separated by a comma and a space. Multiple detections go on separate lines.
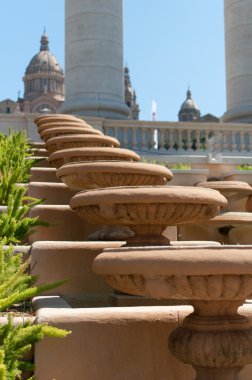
34, 114, 84, 127
206, 211, 252, 227
45, 134, 120, 154
57, 161, 173, 190
48, 147, 140, 169
93, 245, 252, 300
205, 211, 252, 244
37, 120, 93, 133
93, 246, 252, 379
197, 180, 252, 211
40, 126, 103, 142
70, 186, 227, 246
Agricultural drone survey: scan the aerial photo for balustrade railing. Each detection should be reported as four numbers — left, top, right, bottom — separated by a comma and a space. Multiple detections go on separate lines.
2, 114, 251, 156
102, 120, 252, 156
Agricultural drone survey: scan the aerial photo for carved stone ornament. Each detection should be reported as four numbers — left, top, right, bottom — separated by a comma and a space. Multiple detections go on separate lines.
40, 126, 102, 142
70, 186, 227, 246
34, 113, 84, 127
45, 134, 120, 154
57, 161, 173, 190
37, 120, 94, 133
197, 180, 252, 212
48, 147, 140, 169
93, 246, 252, 379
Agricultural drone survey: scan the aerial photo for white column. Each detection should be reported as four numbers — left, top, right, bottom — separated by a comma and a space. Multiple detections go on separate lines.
222, 0, 252, 123
61, 0, 129, 119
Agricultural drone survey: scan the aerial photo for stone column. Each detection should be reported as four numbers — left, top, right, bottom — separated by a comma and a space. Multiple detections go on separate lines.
61, 0, 129, 119
222, 0, 252, 123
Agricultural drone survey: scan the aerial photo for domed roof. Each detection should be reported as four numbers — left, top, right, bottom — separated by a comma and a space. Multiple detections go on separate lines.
178, 88, 201, 121
25, 33, 63, 75
180, 89, 199, 111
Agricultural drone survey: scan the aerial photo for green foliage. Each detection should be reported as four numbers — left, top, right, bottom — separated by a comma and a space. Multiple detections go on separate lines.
141, 157, 167, 166
0, 131, 48, 243
0, 129, 70, 380
0, 131, 38, 206
0, 244, 67, 311
141, 157, 191, 170
0, 243, 70, 380
0, 186, 48, 244
236, 164, 252, 170
0, 315, 70, 380
168, 163, 192, 170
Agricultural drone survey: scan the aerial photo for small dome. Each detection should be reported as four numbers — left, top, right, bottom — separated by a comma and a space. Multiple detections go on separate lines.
180, 89, 199, 111
178, 89, 200, 121
25, 33, 63, 75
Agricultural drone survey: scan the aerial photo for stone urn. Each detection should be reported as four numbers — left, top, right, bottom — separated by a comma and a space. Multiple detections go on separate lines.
34, 114, 85, 127
37, 120, 94, 133
40, 126, 103, 142
45, 134, 120, 154
93, 245, 252, 380
48, 147, 140, 169
179, 181, 252, 244
57, 161, 173, 190
70, 186, 227, 246
197, 181, 252, 212
60, 162, 173, 241
204, 211, 252, 244
224, 170, 252, 186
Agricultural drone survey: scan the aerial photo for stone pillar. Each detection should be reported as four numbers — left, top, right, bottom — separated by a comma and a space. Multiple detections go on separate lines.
61, 0, 129, 119
222, 0, 252, 123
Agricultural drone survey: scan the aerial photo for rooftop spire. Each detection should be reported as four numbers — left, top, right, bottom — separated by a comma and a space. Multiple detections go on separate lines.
187, 86, 192, 99
40, 29, 49, 51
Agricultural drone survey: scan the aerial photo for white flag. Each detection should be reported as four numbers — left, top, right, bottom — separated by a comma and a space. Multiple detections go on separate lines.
151, 100, 157, 121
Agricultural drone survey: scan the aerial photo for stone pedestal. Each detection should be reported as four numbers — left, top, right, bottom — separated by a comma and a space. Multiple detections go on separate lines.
30, 167, 60, 183
28, 182, 76, 205
30, 241, 122, 298
33, 300, 252, 380
28, 205, 101, 243
170, 300, 252, 380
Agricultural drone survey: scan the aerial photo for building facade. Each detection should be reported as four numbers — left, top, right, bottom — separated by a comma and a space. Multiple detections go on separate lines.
0, 31, 139, 120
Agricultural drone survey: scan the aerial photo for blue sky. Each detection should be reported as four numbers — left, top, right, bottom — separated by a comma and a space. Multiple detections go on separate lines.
0, 1, 225, 121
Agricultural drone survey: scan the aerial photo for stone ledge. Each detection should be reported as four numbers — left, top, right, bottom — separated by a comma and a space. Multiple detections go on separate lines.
33, 299, 252, 380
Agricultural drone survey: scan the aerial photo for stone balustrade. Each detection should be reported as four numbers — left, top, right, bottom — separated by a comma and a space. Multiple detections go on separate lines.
1, 114, 252, 158
101, 120, 252, 156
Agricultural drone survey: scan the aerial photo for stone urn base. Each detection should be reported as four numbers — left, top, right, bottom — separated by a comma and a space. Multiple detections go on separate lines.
169, 300, 252, 380
93, 246, 252, 380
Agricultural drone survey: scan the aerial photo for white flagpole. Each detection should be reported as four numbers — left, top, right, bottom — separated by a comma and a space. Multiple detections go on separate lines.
151, 100, 158, 148
151, 100, 157, 121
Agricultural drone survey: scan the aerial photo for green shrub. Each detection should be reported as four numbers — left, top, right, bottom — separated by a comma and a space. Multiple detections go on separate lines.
141, 157, 167, 166
236, 164, 252, 170
141, 158, 191, 170
0, 186, 48, 245
167, 163, 191, 170
0, 244, 66, 311
0, 243, 69, 380
0, 131, 38, 206
0, 130, 69, 379
0, 315, 70, 380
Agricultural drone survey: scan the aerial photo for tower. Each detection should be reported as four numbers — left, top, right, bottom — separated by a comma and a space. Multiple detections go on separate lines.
61, 0, 129, 119
22, 32, 64, 113
222, 0, 252, 123
124, 66, 140, 120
